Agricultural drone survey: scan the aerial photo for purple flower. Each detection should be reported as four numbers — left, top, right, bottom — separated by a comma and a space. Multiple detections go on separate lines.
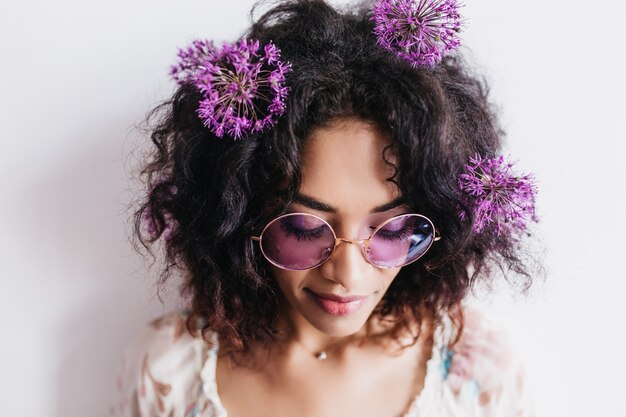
371, 0, 465, 68
170, 38, 292, 139
458, 154, 538, 235
169, 39, 219, 84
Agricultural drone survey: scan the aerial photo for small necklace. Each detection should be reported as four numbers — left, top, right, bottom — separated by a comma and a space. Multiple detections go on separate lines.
315, 350, 328, 360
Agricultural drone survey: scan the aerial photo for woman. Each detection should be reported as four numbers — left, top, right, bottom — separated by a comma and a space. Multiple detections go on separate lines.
114, 0, 538, 416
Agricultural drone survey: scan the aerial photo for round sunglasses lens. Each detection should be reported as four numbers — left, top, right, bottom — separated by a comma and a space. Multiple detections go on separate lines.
260, 213, 335, 270
367, 214, 434, 268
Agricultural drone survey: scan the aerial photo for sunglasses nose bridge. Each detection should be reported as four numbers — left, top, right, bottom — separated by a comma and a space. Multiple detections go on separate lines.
335, 237, 368, 246
332, 237, 370, 263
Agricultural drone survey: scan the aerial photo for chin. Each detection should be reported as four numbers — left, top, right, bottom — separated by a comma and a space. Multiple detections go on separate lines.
307, 315, 369, 337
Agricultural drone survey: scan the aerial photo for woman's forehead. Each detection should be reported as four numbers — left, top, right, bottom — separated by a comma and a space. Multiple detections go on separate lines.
297, 118, 402, 217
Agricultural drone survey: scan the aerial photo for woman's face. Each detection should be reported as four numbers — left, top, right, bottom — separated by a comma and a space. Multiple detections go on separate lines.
269, 118, 410, 338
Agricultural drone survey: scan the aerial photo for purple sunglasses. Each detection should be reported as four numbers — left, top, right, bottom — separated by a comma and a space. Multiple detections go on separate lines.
251, 212, 441, 270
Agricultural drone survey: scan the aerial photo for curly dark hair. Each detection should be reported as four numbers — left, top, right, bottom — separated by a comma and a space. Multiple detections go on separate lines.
130, 0, 537, 358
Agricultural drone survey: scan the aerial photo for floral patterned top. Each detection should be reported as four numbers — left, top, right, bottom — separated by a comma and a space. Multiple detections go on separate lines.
111, 306, 534, 417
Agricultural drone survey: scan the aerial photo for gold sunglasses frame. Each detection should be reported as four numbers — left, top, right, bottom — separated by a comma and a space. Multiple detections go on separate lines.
250, 212, 441, 271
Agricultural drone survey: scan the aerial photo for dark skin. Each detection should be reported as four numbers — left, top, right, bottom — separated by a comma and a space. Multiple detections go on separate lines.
216, 118, 436, 417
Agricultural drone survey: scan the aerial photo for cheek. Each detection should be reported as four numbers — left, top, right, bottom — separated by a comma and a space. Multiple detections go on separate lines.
378, 268, 402, 292
269, 266, 305, 295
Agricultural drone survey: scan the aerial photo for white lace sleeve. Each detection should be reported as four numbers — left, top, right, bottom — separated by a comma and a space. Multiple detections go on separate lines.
110, 313, 209, 417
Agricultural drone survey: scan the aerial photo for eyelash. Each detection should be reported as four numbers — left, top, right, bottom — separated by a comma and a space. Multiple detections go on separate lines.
374, 224, 414, 241
280, 220, 414, 242
280, 221, 326, 241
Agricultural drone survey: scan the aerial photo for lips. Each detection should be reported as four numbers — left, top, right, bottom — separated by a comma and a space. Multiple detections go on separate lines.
305, 289, 369, 316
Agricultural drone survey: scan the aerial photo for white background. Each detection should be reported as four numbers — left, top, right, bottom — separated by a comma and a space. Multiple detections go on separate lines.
1, 0, 625, 416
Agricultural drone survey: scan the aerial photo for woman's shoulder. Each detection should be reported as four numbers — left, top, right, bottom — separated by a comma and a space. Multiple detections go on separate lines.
111, 311, 221, 417
432, 303, 535, 416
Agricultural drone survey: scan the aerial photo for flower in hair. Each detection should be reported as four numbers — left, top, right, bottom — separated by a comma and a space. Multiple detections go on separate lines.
371, 0, 464, 68
458, 154, 538, 235
170, 38, 292, 139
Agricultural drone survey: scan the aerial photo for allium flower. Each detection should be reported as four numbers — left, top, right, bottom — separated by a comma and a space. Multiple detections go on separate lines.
169, 39, 218, 84
458, 154, 538, 235
170, 38, 292, 139
371, 0, 464, 68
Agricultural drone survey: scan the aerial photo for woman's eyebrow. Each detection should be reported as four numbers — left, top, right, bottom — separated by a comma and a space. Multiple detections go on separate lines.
292, 193, 406, 213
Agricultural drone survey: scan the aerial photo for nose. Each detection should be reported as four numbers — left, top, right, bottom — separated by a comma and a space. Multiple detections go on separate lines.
317, 237, 372, 289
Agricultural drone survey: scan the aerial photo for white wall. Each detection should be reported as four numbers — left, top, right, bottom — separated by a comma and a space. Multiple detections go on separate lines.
1, 1, 624, 416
